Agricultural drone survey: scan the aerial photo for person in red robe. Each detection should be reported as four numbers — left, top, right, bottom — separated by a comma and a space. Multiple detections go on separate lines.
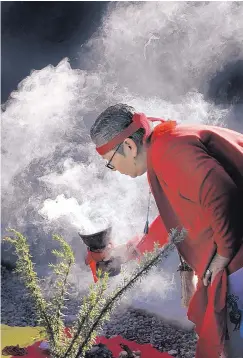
89, 103, 243, 358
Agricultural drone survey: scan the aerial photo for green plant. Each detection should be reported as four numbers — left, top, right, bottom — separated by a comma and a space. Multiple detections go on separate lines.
3, 227, 185, 358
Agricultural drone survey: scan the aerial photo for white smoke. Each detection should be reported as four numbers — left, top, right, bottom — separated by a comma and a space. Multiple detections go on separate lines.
2, 1, 243, 327
39, 160, 151, 243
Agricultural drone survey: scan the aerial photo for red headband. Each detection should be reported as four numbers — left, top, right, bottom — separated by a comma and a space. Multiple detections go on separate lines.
96, 113, 166, 155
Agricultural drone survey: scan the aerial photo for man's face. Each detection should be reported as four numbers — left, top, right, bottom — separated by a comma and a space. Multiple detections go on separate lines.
102, 139, 144, 178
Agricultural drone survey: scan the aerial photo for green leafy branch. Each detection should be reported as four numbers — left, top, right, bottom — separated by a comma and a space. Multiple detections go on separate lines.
3, 227, 185, 358
3, 229, 55, 344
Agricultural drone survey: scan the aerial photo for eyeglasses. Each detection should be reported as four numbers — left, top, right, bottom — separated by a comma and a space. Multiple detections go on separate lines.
105, 143, 122, 170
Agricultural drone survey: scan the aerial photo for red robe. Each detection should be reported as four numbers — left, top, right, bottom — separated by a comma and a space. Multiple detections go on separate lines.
136, 123, 243, 358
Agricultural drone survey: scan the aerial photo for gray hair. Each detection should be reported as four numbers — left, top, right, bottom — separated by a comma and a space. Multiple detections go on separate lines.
90, 103, 145, 155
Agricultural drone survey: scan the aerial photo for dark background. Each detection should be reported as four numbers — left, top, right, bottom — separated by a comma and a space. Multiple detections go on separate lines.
2, 2, 243, 106
1, 1, 109, 103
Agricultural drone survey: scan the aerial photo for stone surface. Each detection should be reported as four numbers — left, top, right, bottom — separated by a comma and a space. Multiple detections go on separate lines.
168, 349, 178, 356
84, 343, 113, 358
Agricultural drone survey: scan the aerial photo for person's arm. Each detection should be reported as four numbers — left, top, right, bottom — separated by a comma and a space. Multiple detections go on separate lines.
152, 137, 243, 283
109, 215, 168, 263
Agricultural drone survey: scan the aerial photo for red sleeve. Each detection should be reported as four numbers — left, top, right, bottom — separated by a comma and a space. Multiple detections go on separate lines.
136, 215, 168, 254
151, 136, 243, 260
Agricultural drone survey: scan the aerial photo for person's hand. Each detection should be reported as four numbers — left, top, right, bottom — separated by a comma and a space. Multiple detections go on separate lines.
203, 253, 230, 286
109, 240, 141, 263
88, 243, 113, 263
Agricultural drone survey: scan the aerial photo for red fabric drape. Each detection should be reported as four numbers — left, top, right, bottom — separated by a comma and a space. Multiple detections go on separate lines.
10, 336, 173, 358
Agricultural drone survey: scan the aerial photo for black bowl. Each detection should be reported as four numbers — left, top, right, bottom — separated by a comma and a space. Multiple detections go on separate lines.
78, 227, 112, 251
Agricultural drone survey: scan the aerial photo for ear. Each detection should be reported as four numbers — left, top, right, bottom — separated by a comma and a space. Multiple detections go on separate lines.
123, 138, 138, 158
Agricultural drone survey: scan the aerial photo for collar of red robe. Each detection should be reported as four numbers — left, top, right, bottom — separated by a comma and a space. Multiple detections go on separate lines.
96, 112, 177, 155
